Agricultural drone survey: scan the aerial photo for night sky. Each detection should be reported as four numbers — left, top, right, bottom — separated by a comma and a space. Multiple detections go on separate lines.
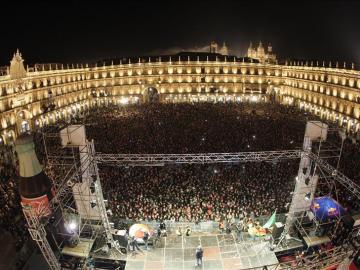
1, 0, 360, 66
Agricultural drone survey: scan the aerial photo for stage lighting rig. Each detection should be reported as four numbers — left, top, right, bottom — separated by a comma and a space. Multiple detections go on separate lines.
90, 182, 96, 194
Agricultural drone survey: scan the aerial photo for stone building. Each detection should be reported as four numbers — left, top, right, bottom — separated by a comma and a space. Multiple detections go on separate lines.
0, 49, 359, 144
247, 41, 277, 64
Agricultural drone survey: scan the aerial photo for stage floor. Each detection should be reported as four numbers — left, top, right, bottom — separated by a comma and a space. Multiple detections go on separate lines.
96, 232, 280, 270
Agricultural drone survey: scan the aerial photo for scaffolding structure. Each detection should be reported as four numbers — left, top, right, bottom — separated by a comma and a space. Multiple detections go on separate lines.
94, 150, 302, 165
22, 125, 115, 270
24, 121, 360, 270
22, 205, 61, 270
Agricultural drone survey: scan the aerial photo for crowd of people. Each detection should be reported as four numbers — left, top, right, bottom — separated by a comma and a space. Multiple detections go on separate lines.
83, 102, 360, 222
101, 162, 297, 223
0, 100, 359, 265
84, 102, 310, 154
0, 145, 29, 252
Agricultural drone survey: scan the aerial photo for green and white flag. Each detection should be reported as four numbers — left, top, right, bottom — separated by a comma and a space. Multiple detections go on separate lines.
263, 211, 276, 229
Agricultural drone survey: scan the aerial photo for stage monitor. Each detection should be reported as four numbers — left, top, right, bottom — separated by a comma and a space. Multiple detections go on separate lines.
272, 222, 284, 240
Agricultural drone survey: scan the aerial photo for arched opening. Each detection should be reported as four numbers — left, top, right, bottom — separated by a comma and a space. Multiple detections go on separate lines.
143, 87, 159, 103
20, 120, 30, 133
16, 109, 32, 134
0, 135, 4, 146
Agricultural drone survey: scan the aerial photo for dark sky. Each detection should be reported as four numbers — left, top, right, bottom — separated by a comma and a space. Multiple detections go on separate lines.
1, 0, 360, 66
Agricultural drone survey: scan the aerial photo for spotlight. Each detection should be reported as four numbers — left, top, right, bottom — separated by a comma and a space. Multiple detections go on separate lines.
64, 211, 80, 234
49, 215, 56, 224
90, 183, 96, 193
304, 192, 311, 201
90, 201, 97, 208
68, 221, 77, 231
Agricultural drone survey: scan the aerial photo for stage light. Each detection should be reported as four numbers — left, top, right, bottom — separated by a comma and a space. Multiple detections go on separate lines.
64, 211, 80, 235
304, 192, 311, 201
302, 168, 307, 175
68, 221, 77, 231
90, 183, 96, 193
90, 201, 97, 208
305, 177, 310, 186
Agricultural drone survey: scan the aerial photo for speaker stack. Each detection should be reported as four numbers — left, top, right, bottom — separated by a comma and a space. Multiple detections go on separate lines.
272, 222, 285, 240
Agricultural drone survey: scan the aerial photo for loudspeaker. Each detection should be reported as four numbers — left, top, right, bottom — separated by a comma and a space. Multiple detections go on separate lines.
272, 222, 285, 240
301, 214, 313, 228
315, 225, 326, 237
113, 234, 128, 248
314, 223, 333, 237
343, 214, 355, 229
310, 163, 316, 175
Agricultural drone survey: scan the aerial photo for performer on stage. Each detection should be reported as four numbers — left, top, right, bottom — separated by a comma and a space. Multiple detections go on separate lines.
195, 245, 203, 267
129, 236, 141, 252
143, 231, 149, 250
185, 225, 191, 236
176, 226, 182, 236
236, 220, 244, 242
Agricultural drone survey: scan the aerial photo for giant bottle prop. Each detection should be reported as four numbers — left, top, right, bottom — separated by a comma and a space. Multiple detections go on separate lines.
15, 133, 54, 216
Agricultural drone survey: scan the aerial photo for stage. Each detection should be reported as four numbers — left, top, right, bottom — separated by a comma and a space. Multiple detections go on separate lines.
93, 231, 304, 270
61, 238, 95, 258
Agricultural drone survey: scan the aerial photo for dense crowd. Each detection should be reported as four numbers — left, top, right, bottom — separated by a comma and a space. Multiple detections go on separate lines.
83, 102, 360, 222
85, 102, 311, 154
101, 162, 297, 223
0, 146, 29, 251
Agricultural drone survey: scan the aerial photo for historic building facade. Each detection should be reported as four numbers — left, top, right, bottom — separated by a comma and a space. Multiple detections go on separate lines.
0, 50, 359, 144
247, 41, 277, 64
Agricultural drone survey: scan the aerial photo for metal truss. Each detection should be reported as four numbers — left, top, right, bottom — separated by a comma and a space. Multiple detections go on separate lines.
308, 151, 360, 201
95, 150, 302, 165
274, 245, 351, 270
88, 141, 114, 245
95, 150, 360, 201
22, 205, 61, 270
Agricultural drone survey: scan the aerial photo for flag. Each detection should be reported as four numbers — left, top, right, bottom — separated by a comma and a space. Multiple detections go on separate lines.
263, 211, 276, 229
